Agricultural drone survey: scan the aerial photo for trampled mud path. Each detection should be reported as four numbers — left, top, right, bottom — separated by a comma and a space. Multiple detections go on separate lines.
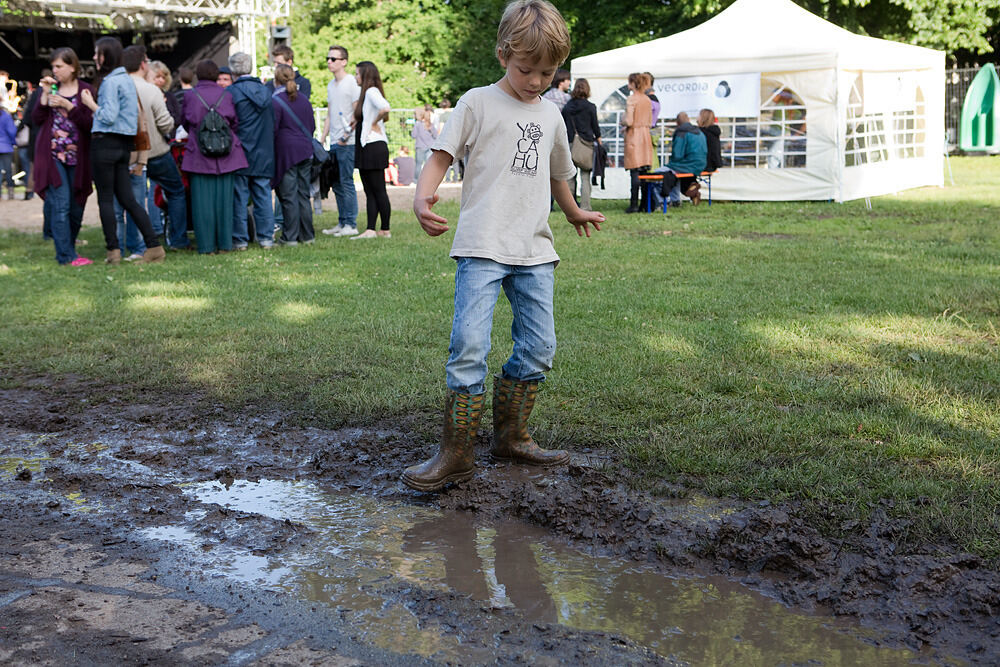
1, 373, 997, 665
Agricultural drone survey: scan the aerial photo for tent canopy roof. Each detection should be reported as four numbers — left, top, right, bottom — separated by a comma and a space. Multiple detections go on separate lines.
571, 0, 942, 77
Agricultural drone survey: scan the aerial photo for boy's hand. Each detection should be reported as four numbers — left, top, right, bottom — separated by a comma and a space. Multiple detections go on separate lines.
414, 193, 449, 236
566, 208, 604, 238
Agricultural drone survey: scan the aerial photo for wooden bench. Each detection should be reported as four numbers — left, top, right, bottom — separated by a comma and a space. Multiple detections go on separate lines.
637, 171, 718, 212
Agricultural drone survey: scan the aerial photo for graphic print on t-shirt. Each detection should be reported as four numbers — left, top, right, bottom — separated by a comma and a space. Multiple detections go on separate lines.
511, 122, 542, 177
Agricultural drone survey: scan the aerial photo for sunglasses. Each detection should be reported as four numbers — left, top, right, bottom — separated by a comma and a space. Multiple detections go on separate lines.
327, 56, 345, 62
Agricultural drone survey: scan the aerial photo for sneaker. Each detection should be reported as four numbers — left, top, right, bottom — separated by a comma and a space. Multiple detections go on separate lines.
123, 253, 144, 262
279, 240, 298, 247
351, 229, 378, 240
336, 226, 359, 237
322, 224, 345, 236
303, 238, 315, 244
234, 244, 249, 251
69, 257, 93, 266
259, 240, 274, 249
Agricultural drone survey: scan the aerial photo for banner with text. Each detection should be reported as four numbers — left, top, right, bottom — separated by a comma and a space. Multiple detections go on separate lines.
654, 73, 761, 117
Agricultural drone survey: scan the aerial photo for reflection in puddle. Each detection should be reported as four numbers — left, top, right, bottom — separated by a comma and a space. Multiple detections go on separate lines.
151, 479, 930, 664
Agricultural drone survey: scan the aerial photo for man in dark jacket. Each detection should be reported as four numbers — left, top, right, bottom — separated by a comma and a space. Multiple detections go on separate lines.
663, 112, 707, 206
228, 52, 276, 249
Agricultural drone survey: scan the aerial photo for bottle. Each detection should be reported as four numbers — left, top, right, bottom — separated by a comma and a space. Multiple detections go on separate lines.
51, 83, 59, 95
338, 111, 351, 143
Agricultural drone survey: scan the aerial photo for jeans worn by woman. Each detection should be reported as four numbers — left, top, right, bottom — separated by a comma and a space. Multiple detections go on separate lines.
47, 160, 85, 264
277, 158, 314, 243
91, 133, 160, 252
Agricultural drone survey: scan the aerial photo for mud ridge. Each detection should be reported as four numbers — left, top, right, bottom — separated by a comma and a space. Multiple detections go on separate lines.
1, 374, 998, 663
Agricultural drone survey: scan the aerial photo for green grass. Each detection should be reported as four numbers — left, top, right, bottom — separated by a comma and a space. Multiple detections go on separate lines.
2, 156, 999, 559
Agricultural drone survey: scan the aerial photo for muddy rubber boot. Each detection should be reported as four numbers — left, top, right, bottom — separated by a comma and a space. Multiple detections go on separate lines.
105, 249, 122, 265
138, 246, 166, 264
402, 391, 484, 492
491, 376, 569, 466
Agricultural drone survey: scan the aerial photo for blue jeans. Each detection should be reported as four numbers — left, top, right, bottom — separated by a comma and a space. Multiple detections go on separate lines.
331, 143, 357, 229
0, 152, 12, 189
146, 151, 189, 248
114, 169, 149, 255
233, 174, 275, 245
47, 161, 85, 264
446, 258, 556, 394
414, 147, 431, 179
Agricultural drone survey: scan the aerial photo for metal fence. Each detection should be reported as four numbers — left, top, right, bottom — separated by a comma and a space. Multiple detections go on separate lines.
316, 69, 987, 165
945, 66, 982, 151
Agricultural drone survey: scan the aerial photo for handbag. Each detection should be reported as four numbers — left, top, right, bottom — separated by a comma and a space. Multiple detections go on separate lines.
15, 124, 29, 148
571, 135, 594, 170
134, 95, 151, 152
568, 113, 594, 170
273, 94, 328, 164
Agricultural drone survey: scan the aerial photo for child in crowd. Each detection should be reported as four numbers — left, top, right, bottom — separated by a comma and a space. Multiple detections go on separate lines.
403, 0, 604, 492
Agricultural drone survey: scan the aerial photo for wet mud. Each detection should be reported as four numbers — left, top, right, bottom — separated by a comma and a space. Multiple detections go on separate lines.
1, 374, 998, 664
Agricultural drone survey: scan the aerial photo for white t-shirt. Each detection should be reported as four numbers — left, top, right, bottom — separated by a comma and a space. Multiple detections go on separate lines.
358, 87, 390, 148
433, 84, 575, 266
326, 75, 360, 145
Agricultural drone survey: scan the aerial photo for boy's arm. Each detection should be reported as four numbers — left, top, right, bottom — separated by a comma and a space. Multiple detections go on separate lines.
413, 149, 454, 236
551, 179, 604, 238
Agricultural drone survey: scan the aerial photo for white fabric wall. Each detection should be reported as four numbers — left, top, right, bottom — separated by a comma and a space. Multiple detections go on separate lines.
575, 0, 945, 203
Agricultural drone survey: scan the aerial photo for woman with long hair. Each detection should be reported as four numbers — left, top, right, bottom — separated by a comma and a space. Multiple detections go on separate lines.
621, 72, 652, 213
270, 63, 315, 245
79, 36, 164, 263
352, 61, 391, 239
411, 105, 437, 179
32, 48, 94, 265
698, 108, 723, 173
561, 78, 601, 211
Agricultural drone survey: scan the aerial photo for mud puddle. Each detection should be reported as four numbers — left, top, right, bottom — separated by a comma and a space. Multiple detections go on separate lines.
141, 477, 933, 665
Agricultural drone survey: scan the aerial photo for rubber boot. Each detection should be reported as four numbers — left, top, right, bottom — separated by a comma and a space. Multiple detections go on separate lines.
491, 376, 569, 466
105, 249, 122, 265
138, 245, 166, 264
402, 391, 484, 492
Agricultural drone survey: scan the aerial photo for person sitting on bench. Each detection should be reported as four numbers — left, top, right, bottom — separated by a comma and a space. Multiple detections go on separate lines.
661, 112, 707, 207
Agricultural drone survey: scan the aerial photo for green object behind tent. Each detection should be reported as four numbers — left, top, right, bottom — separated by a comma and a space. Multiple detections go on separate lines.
960, 63, 999, 151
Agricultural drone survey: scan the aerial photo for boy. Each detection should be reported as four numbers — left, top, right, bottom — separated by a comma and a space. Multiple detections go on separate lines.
403, 0, 604, 492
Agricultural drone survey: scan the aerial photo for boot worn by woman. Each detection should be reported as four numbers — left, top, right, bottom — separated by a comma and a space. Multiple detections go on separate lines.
402, 391, 484, 492
491, 376, 569, 466
138, 246, 166, 263
105, 248, 122, 264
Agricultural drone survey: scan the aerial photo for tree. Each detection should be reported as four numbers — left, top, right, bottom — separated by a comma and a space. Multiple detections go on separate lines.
287, 0, 998, 109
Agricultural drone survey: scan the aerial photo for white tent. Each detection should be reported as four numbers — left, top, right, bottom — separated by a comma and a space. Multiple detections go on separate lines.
570, 0, 945, 202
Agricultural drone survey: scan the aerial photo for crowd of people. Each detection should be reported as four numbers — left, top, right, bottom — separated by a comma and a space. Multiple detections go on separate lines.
2, 40, 407, 265
0, 27, 729, 268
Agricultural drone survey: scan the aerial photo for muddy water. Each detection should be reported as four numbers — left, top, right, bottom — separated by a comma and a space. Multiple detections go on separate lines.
142, 479, 927, 665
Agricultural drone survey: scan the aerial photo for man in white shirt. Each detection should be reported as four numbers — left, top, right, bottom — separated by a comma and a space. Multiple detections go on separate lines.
320, 45, 360, 236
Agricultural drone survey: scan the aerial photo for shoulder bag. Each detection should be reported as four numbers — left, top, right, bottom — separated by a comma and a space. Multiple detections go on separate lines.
273, 94, 329, 165
569, 113, 594, 170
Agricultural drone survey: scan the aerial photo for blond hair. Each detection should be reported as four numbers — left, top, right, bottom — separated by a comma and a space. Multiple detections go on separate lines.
148, 61, 172, 90
496, 0, 571, 66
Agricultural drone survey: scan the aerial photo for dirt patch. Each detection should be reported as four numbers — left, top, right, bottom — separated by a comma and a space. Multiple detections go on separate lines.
2, 372, 998, 664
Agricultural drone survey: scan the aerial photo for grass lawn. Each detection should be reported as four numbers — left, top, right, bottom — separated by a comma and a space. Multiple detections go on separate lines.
2, 157, 998, 559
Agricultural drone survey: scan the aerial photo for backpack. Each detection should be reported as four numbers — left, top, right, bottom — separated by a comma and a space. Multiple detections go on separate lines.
193, 89, 232, 158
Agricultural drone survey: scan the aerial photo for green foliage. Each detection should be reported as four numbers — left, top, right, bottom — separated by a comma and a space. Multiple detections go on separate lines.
283, 0, 995, 112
